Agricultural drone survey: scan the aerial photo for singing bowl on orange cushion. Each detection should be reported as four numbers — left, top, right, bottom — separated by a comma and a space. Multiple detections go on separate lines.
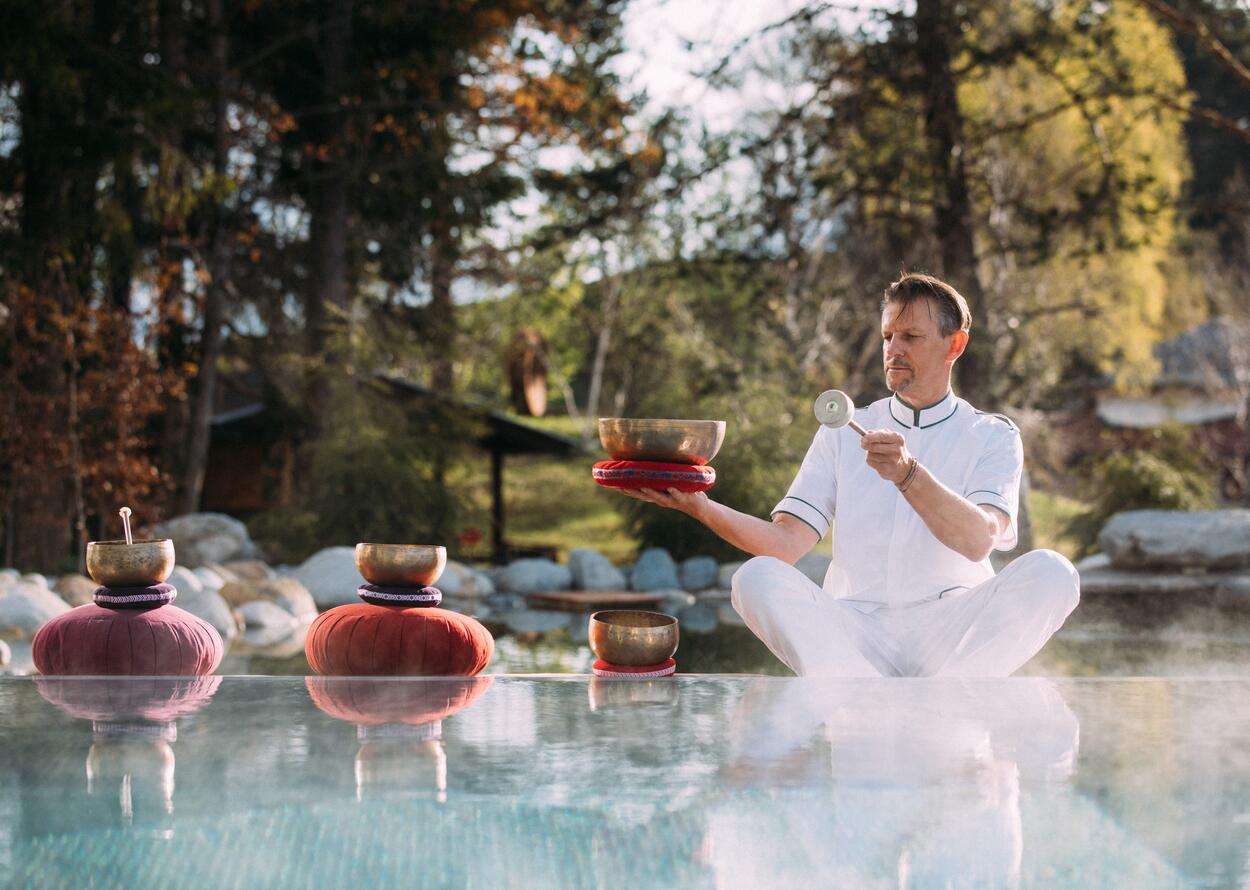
305, 603, 494, 676
33, 604, 224, 676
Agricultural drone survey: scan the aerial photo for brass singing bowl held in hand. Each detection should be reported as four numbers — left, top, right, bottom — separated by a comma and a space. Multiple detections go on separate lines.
598, 418, 726, 466
355, 543, 447, 587
86, 539, 176, 588
588, 610, 679, 667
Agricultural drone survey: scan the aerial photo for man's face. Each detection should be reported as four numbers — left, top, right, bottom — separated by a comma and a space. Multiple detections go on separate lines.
881, 298, 958, 395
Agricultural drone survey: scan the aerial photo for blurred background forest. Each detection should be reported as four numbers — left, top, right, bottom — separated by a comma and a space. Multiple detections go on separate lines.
0, 0, 1247, 573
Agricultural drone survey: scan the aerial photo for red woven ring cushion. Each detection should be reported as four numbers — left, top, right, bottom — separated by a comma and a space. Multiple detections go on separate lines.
32, 604, 224, 676
592, 460, 716, 493
305, 603, 494, 676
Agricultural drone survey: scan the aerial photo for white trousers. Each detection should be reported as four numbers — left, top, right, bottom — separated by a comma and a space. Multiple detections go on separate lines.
731, 550, 1080, 677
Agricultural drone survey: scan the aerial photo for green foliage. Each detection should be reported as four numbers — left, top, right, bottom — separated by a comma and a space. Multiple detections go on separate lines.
1066, 426, 1216, 555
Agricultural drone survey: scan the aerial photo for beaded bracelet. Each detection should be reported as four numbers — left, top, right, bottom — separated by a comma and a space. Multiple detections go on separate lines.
896, 457, 920, 493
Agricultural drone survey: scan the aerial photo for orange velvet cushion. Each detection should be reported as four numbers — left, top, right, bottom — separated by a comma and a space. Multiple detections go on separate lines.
305, 603, 494, 676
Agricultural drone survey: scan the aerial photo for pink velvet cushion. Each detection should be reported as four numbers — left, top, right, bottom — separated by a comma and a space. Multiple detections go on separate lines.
592, 460, 716, 492
305, 603, 494, 676
32, 604, 224, 676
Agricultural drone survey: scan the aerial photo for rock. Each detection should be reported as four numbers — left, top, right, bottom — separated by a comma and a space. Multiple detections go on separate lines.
0, 583, 72, 640
237, 600, 299, 630
717, 603, 746, 627
53, 574, 98, 607
568, 549, 627, 591
1078, 566, 1250, 597
191, 566, 227, 592
1075, 553, 1111, 572
795, 553, 831, 586
219, 577, 317, 620
169, 566, 206, 597
222, 559, 274, 582
499, 559, 572, 596
3, 640, 33, 675
0, 569, 18, 586
696, 587, 733, 603
151, 512, 258, 568
717, 562, 744, 589
680, 556, 718, 591
677, 602, 718, 634
175, 586, 241, 643
0, 639, 9, 667
20, 573, 48, 590
439, 560, 480, 597
496, 609, 572, 635
629, 548, 679, 592
473, 571, 496, 598
290, 547, 362, 610
1100, 509, 1250, 571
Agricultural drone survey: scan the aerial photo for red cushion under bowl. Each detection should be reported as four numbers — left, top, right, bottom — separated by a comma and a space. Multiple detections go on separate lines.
32, 604, 224, 676
305, 603, 495, 676
592, 460, 716, 493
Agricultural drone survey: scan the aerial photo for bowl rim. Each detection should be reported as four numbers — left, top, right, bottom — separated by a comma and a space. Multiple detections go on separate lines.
87, 539, 172, 548
589, 609, 678, 629
598, 418, 725, 427
355, 542, 446, 551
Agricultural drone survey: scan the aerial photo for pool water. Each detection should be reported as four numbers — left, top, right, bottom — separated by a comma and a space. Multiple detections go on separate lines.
3, 675, 1249, 887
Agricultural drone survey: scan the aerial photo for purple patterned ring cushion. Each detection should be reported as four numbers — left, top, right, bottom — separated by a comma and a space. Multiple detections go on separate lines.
94, 583, 177, 610
358, 584, 442, 607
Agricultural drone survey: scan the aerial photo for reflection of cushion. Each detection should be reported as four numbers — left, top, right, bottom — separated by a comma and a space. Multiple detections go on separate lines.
35, 676, 222, 723
32, 605, 224, 675
306, 676, 493, 725
305, 604, 494, 676
592, 460, 716, 493
592, 657, 677, 678
94, 583, 177, 609
358, 584, 441, 607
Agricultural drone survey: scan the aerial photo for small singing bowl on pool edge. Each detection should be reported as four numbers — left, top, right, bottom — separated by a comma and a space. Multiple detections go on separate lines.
588, 610, 679, 667
86, 539, 176, 587
598, 418, 726, 466
355, 543, 447, 587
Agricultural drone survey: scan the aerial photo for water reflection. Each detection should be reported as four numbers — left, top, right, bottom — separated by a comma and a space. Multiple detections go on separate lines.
33, 676, 221, 833
305, 676, 493, 803
711, 678, 1079, 888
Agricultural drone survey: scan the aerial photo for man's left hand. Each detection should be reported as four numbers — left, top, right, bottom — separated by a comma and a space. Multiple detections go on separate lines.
860, 430, 913, 485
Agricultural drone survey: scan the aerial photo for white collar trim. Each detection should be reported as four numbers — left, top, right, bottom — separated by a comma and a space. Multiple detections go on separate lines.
889, 390, 957, 429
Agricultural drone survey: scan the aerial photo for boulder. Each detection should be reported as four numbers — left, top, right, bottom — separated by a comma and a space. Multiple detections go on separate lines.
222, 559, 274, 582
219, 577, 318, 620
795, 553, 831, 587
4, 640, 33, 675
175, 586, 241, 643
680, 556, 718, 591
1100, 510, 1250, 571
473, 571, 496, 598
677, 602, 719, 634
568, 549, 627, 591
168, 566, 206, 597
0, 583, 72, 640
151, 512, 258, 568
20, 573, 48, 590
495, 609, 572, 635
290, 547, 362, 610
439, 560, 481, 598
629, 548, 679, 592
191, 565, 227, 592
499, 559, 572, 596
0, 638, 9, 667
717, 562, 744, 590
53, 574, 98, 607
1075, 553, 1111, 572
237, 600, 300, 630
0, 569, 18, 586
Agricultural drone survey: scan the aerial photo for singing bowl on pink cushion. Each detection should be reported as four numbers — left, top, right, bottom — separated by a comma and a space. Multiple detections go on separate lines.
305, 603, 494, 676
34, 675, 222, 722
306, 676, 494, 725
32, 604, 224, 676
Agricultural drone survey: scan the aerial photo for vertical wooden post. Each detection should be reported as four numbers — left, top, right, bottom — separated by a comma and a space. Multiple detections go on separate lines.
491, 448, 505, 564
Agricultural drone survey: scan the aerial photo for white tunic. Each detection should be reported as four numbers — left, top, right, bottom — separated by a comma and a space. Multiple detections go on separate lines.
772, 390, 1022, 608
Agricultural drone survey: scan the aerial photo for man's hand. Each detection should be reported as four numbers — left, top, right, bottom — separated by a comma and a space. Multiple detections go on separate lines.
860, 430, 913, 484
616, 487, 710, 521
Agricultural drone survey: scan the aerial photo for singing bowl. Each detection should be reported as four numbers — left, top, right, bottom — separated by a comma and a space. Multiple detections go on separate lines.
588, 610, 679, 667
355, 543, 447, 587
86, 539, 175, 587
598, 419, 726, 466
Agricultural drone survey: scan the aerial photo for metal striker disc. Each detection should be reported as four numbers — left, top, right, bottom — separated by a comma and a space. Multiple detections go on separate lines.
813, 389, 856, 428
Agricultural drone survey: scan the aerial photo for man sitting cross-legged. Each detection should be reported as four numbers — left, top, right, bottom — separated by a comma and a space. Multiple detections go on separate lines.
618, 273, 1079, 677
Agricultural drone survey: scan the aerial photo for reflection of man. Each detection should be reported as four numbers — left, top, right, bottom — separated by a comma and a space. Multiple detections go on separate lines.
623, 274, 1078, 676
710, 678, 1081, 888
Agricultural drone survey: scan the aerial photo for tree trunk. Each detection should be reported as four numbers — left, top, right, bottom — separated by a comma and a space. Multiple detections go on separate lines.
429, 210, 456, 393
913, 0, 993, 408
181, 0, 231, 515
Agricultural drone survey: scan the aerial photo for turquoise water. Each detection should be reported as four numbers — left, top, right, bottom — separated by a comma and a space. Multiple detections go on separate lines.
3, 676, 1249, 887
